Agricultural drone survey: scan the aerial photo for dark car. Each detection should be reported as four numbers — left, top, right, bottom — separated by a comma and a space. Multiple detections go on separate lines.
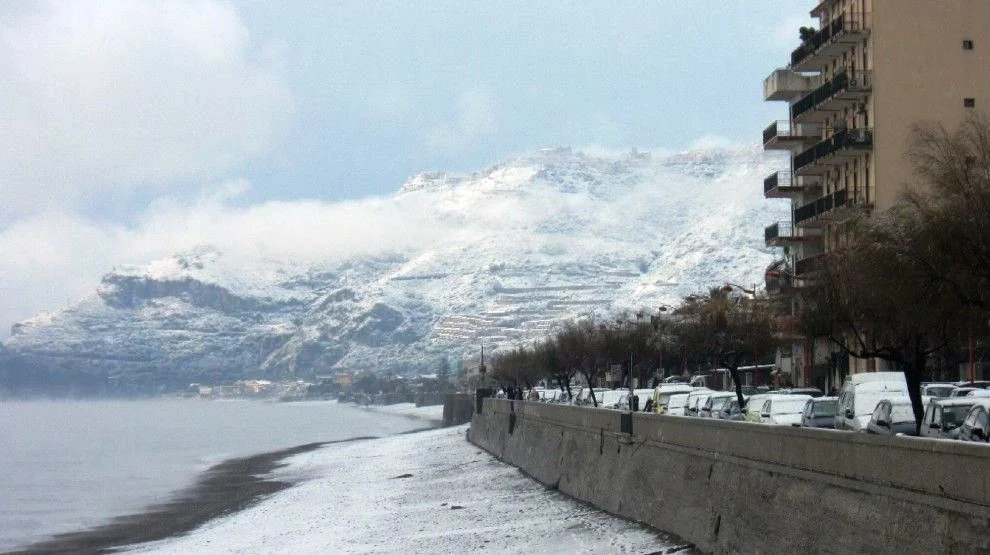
958, 400, 990, 442
800, 396, 837, 428
865, 399, 918, 436
717, 398, 746, 421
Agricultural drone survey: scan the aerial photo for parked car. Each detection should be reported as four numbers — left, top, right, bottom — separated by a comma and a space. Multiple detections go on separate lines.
743, 394, 774, 422
539, 389, 567, 403
780, 387, 824, 398
865, 399, 919, 436
740, 385, 771, 396
700, 392, 736, 418
950, 387, 984, 398
958, 399, 990, 442
717, 398, 746, 420
599, 389, 626, 409
835, 372, 908, 431
630, 388, 655, 411
799, 396, 838, 428
664, 392, 690, 416
759, 395, 813, 426
684, 389, 714, 417
921, 383, 957, 398
954, 380, 990, 389
574, 387, 609, 406
652, 384, 694, 413
921, 398, 979, 440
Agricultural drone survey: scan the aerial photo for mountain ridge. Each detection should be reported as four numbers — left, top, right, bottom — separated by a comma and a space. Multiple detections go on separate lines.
0, 146, 788, 395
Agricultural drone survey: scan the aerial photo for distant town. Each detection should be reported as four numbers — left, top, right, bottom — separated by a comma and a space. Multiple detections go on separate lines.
184, 368, 458, 404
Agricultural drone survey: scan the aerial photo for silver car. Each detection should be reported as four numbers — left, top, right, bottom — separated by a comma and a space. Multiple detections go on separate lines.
799, 396, 838, 428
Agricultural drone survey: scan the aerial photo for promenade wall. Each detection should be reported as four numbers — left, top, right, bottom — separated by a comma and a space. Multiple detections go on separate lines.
468, 398, 990, 553
441, 393, 474, 426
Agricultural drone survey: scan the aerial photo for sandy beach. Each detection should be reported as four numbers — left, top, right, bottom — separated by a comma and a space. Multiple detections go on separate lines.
119, 422, 692, 554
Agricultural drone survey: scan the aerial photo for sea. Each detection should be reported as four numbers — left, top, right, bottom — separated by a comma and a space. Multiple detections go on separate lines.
0, 398, 435, 552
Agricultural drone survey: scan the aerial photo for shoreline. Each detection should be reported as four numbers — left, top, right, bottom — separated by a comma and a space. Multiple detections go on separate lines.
8, 438, 373, 555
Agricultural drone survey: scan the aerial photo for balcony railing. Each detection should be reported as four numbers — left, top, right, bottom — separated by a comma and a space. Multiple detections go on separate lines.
764, 170, 791, 195
763, 121, 822, 148
794, 253, 825, 277
790, 13, 870, 70
793, 128, 873, 174
764, 171, 820, 199
765, 221, 795, 244
795, 189, 847, 225
791, 70, 872, 121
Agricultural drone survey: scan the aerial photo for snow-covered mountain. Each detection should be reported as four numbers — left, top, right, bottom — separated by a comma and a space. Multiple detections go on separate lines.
0, 147, 788, 394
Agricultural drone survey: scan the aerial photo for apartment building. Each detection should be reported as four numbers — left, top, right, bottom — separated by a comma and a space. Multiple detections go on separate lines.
762, 0, 990, 389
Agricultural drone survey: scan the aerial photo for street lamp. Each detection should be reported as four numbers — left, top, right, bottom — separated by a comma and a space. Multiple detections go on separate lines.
651, 304, 675, 383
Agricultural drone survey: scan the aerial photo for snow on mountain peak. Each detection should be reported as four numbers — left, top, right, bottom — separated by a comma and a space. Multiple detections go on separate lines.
2, 146, 789, 392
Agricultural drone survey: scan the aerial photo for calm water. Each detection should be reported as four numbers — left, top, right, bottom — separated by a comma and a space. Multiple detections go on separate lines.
0, 399, 432, 552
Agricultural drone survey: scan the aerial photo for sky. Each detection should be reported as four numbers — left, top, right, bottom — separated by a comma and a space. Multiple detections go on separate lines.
0, 1, 813, 336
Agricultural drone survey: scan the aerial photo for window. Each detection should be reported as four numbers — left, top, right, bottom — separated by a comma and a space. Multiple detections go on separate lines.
976, 409, 989, 431
965, 98, 976, 108
963, 40, 974, 50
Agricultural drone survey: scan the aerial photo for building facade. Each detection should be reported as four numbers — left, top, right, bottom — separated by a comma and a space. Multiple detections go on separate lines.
762, 0, 990, 389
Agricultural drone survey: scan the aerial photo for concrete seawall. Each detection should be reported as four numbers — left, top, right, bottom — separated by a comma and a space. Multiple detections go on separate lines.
468, 398, 990, 554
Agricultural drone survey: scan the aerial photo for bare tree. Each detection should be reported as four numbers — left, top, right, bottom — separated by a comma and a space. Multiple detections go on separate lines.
794, 114, 990, 433
799, 217, 965, 434
674, 287, 782, 409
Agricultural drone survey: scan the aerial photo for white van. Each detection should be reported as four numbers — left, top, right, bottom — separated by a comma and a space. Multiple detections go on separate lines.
835, 372, 908, 431
652, 384, 695, 413
665, 392, 690, 416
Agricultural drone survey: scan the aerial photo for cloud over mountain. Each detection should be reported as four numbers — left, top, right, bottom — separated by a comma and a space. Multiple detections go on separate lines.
0, 147, 789, 393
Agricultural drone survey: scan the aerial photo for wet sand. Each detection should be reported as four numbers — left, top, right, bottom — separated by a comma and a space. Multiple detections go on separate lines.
9, 437, 377, 555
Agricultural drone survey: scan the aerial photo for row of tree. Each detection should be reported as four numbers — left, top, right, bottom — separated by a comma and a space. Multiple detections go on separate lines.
489, 287, 783, 410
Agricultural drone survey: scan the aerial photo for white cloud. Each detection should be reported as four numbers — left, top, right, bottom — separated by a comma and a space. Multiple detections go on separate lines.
426, 88, 498, 152
0, 183, 449, 336
0, 0, 292, 220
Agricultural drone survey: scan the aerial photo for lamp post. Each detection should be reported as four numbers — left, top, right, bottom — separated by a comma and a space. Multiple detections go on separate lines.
651, 304, 674, 383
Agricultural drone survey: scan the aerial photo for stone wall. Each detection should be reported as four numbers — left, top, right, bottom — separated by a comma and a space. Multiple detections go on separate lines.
441, 393, 474, 426
468, 398, 990, 554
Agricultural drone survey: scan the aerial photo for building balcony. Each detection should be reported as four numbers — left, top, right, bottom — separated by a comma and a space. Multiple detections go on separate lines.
793, 188, 872, 228
763, 170, 821, 199
791, 70, 872, 123
763, 69, 818, 101
764, 221, 799, 246
794, 253, 826, 278
793, 128, 873, 175
763, 121, 822, 151
790, 13, 871, 72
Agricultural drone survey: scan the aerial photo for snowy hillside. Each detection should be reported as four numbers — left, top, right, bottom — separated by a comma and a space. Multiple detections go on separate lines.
0, 147, 788, 394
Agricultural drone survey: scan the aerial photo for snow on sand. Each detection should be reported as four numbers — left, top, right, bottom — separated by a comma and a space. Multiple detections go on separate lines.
126, 424, 688, 554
